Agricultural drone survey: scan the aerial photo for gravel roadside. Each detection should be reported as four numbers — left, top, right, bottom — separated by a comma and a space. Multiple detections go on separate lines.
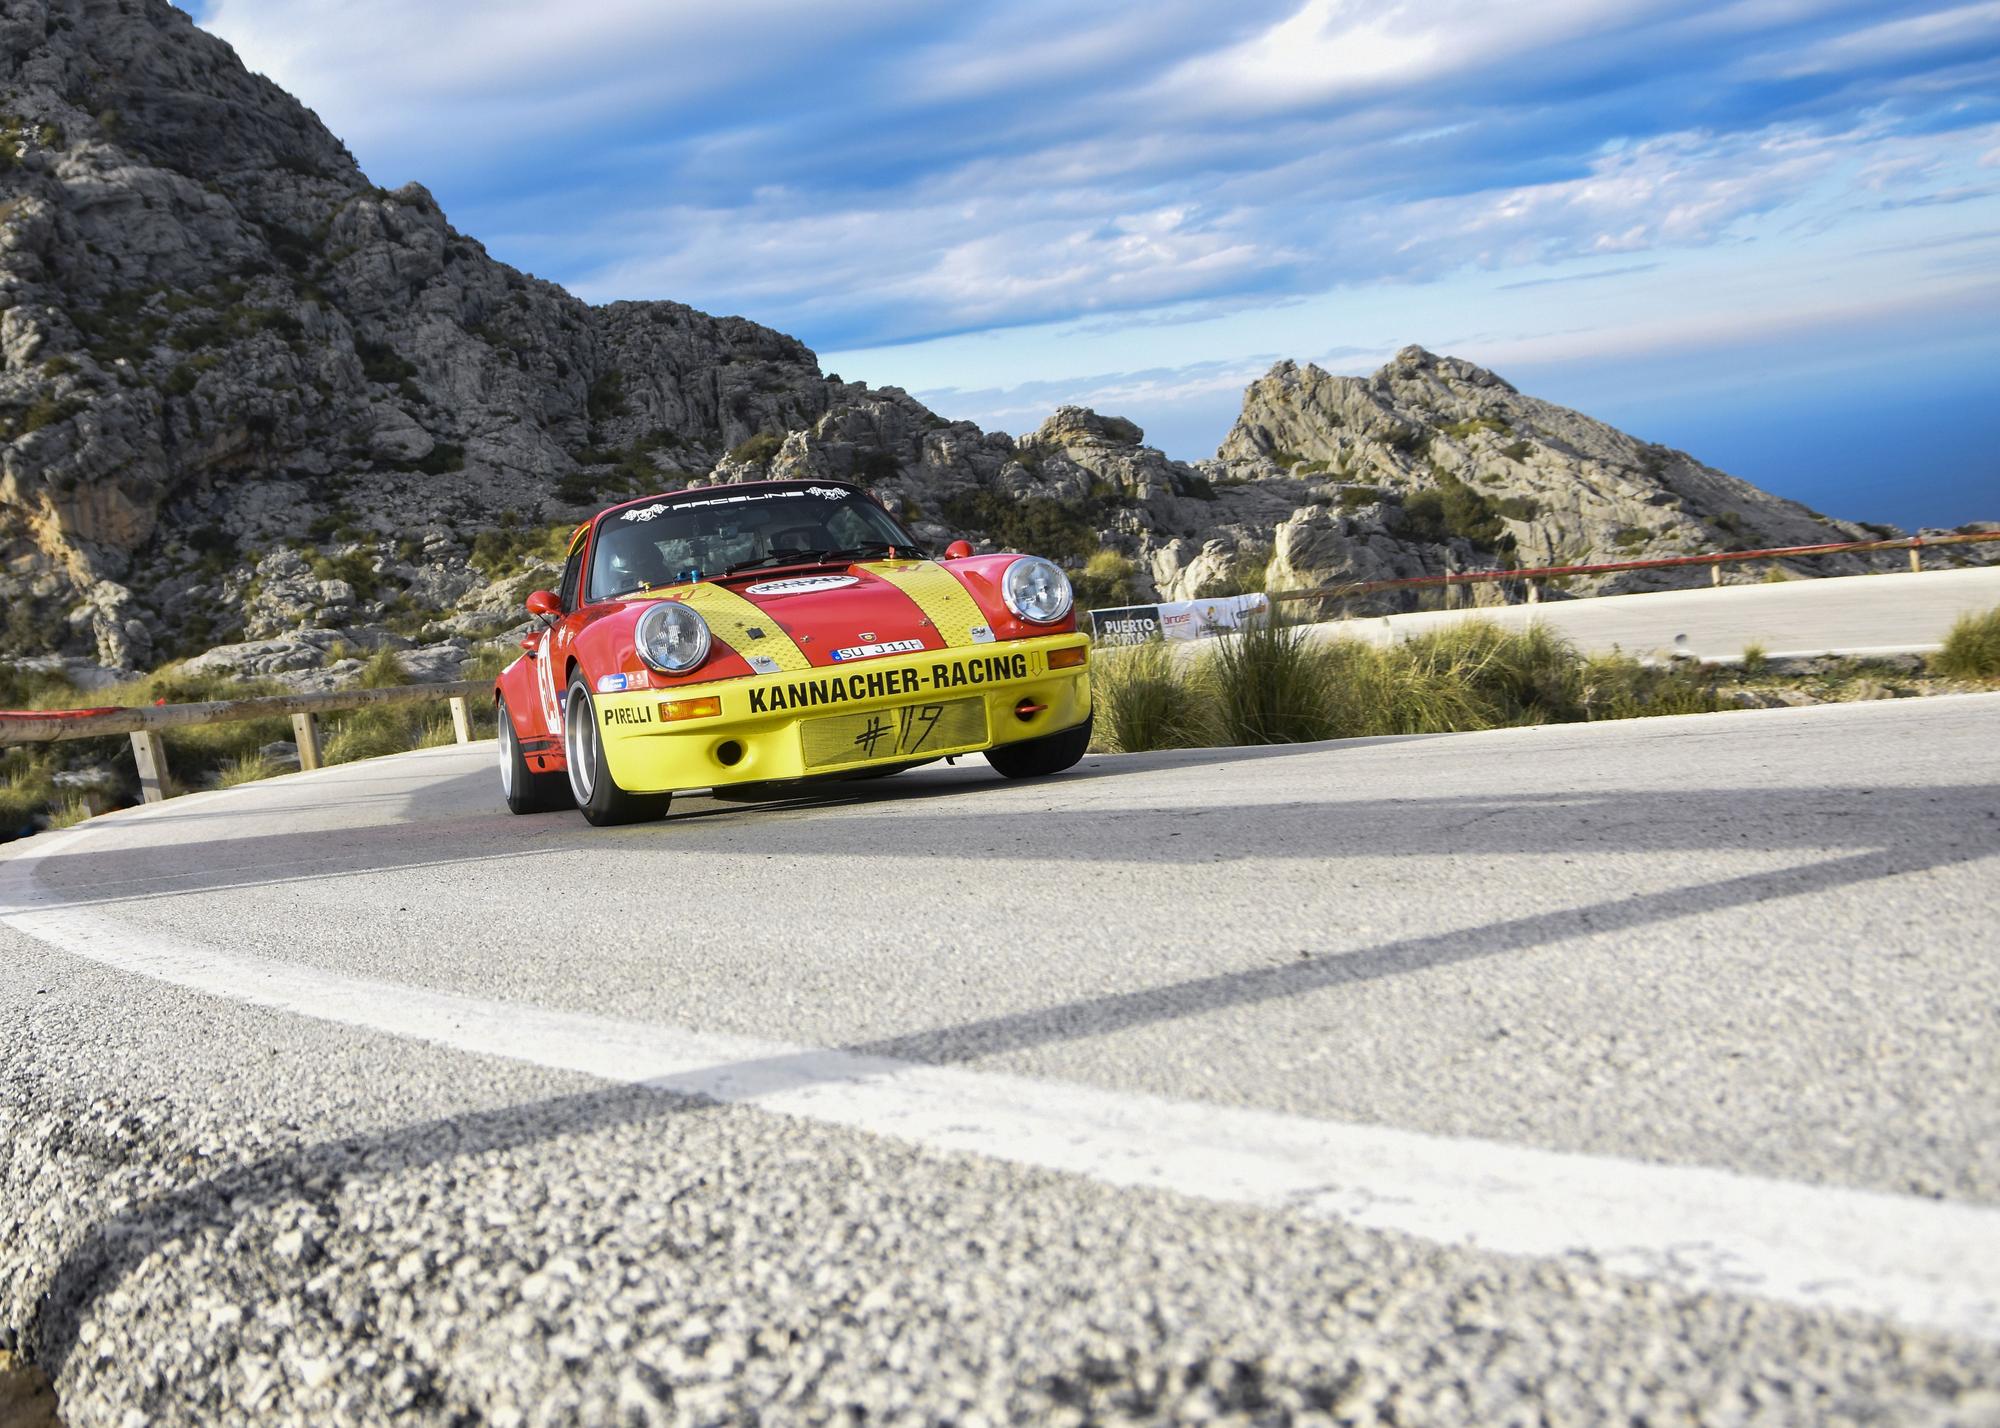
6, 939, 1999, 1427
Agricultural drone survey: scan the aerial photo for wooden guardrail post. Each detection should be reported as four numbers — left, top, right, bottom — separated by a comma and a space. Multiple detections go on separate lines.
130, 731, 169, 803
291, 712, 323, 772
1910, 540, 1923, 573
448, 695, 473, 745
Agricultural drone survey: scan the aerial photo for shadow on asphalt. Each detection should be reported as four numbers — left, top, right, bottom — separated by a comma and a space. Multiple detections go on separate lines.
14, 769, 2000, 1380
20, 764, 2000, 909
15, 768, 2000, 1376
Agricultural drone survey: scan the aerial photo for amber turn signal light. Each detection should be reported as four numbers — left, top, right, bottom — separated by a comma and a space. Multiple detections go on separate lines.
659, 696, 723, 722
1047, 645, 1088, 669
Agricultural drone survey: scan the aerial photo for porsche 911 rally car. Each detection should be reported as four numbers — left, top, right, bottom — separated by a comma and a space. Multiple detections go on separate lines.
494, 479, 1093, 825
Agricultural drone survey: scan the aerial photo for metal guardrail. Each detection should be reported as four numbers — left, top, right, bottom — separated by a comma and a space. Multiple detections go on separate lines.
1264, 531, 2000, 609
0, 680, 483, 803
5, 531, 1995, 807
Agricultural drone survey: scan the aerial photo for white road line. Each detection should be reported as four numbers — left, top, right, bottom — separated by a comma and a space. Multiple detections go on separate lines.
5, 826, 1998, 1341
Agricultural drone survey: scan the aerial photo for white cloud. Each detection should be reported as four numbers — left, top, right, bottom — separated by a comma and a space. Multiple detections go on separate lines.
1154, 0, 1675, 112
197, 0, 929, 159
1770, 0, 2000, 75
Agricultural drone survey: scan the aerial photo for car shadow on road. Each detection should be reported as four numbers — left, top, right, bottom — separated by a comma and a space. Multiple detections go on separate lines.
16, 770, 1999, 911
12, 774, 1999, 1384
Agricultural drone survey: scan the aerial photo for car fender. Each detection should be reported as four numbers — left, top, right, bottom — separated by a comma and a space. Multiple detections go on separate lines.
496, 653, 551, 739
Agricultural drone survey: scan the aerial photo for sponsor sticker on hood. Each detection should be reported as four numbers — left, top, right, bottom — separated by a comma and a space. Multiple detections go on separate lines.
745, 575, 860, 596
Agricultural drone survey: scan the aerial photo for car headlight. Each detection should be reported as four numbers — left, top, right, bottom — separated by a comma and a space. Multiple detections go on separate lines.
634, 602, 712, 674
1001, 555, 1074, 624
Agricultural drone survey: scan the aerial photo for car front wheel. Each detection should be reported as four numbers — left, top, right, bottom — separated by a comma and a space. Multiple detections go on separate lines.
564, 676, 673, 826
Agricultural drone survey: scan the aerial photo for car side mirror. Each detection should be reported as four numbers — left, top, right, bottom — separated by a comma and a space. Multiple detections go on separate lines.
943, 540, 973, 560
519, 636, 539, 653
525, 589, 560, 618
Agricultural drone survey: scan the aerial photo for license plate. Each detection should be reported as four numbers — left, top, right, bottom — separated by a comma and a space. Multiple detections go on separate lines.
801, 698, 989, 770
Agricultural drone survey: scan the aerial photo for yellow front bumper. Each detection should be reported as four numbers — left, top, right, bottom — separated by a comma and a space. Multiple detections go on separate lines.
593, 633, 1092, 794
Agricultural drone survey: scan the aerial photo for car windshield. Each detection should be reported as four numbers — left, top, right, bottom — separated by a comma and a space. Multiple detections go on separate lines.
589, 485, 923, 599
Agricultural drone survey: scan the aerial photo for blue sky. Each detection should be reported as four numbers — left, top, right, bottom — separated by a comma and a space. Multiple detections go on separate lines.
183, 0, 1999, 528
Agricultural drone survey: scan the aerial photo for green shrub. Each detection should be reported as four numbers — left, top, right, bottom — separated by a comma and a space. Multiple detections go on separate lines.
0, 758, 56, 833
1175, 472, 1218, 500
1315, 639, 1495, 738
356, 339, 417, 384
1398, 620, 1585, 725
357, 649, 411, 688
1501, 440, 1532, 461
555, 468, 599, 504
1495, 495, 1541, 521
1199, 615, 1341, 745
728, 431, 783, 466
322, 705, 417, 765
1439, 416, 1511, 440
1396, 472, 1516, 551
217, 753, 280, 787
1073, 550, 1139, 610
1740, 642, 1769, 676
1092, 639, 1214, 752
469, 518, 573, 579
1933, 605, 2000, 679
587, 371, 628, 421
405, 442, 464, 476
941, 489, 1099, 565
1336, 486, 1384, 510
854, 448, 902, 481
1577, 655, 1718, 720
6, 396, 86, 438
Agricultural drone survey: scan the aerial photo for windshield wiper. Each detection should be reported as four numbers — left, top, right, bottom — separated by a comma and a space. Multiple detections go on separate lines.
722, 548, 831, 575
821, 540, 930, 561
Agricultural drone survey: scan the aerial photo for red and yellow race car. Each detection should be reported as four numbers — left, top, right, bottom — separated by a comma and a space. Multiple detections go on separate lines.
494, 479, 1094, 825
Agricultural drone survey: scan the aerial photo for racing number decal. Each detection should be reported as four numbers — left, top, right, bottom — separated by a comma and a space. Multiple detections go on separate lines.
852, 704, 947, 760
535, 629, 561, 733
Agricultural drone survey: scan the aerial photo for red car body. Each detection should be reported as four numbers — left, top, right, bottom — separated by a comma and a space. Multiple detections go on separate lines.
493, 479, 1094, 824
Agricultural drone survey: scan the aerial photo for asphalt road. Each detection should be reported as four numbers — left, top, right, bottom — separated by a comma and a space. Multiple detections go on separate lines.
1315, 563, 2000, 660
4, 694, 1999, 1424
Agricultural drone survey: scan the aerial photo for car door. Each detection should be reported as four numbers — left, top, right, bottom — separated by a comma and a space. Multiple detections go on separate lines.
537, 527, 589, 736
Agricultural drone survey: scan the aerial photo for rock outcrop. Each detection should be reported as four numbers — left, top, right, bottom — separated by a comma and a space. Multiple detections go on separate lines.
0, 0, 832, 670
0, 0, 1984, 689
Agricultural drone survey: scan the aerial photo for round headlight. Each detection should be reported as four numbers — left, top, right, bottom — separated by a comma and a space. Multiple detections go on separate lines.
1001, 555, 1074, 624
634, 602, 712, 674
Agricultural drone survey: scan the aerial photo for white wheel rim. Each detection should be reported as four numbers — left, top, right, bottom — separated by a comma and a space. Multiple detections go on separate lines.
564, 685, 597, 805
498, 705, 517, 798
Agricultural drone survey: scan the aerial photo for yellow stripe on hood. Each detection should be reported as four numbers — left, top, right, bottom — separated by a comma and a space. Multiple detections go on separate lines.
861, 561, 993, 647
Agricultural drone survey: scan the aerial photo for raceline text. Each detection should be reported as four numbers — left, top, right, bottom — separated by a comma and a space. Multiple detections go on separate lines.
746, 653, 1031, 714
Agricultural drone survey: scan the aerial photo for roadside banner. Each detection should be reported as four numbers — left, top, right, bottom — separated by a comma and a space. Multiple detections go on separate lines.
1089, 592, 1269, 645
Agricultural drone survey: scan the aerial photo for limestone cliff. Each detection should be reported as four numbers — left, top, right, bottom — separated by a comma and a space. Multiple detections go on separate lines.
0, 0, 1981, 691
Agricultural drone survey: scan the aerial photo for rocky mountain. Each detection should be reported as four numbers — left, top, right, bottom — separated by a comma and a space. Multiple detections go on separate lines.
1, 0, 1983, 693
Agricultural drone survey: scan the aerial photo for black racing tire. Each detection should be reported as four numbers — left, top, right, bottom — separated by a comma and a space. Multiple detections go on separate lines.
985, 712, 1093, 780
563, 675, 673, 827
497, 695, 575, 814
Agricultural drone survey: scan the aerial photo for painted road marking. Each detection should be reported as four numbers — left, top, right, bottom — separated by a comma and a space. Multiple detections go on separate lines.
5, 825, 1998, 1341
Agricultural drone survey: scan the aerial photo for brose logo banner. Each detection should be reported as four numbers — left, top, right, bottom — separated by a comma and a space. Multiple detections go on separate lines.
746, 652, 1032, 715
